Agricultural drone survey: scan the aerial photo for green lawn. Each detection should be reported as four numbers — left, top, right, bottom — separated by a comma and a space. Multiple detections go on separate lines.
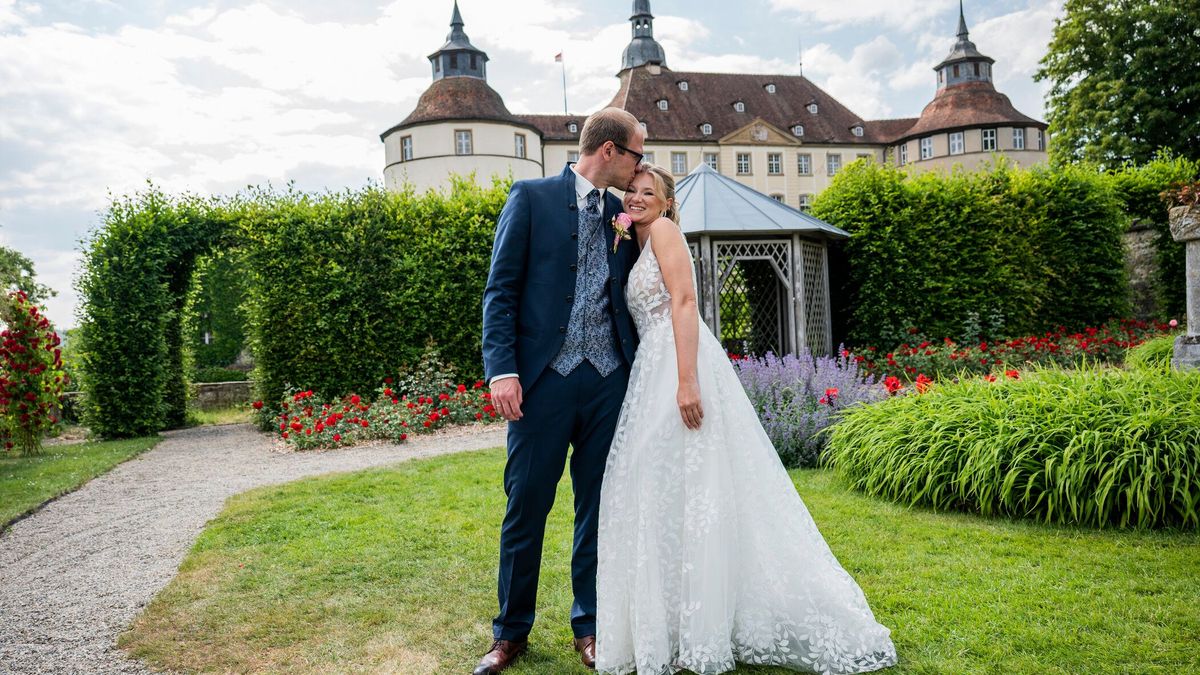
121, 448, 1200, 674
187, 405, 253, 426
1, 436, 161, 529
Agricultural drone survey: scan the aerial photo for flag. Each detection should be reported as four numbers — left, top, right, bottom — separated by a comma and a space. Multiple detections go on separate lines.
554, 52, 563, 62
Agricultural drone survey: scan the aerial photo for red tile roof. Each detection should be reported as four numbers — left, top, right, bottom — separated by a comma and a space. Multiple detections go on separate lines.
898, 81, 1045, 141
514, 114, 582, 141
606, 67, 880, 145
381, 76, 542, 139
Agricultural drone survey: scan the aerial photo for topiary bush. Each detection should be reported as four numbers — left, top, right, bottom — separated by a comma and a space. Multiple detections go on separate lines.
826, 367, 1200, 529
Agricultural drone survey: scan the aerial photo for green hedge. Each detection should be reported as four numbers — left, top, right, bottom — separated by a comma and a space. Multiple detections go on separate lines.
237, 177, 507, 416
812, 161, 1129, 346
827, 367, 1200, 529
1110, 154, 1200, 319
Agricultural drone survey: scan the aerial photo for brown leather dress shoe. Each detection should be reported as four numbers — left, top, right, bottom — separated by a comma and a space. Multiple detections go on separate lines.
573, 635, 596, 669
472, 638, 528, 675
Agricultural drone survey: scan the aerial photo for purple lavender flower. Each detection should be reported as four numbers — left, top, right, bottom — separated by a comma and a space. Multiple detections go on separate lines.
734, 346, 883, 467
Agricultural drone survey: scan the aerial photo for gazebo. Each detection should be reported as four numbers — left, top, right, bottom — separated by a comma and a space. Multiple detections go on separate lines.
675, 164, 849, 357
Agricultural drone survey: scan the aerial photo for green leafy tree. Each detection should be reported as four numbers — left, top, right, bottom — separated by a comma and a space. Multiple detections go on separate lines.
0, 244, 54, 305
1036, 0, 1200, 166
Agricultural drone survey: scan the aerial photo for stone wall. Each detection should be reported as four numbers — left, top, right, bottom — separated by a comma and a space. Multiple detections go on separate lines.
1124, 220, 1160, 320
191, 381, 253, 410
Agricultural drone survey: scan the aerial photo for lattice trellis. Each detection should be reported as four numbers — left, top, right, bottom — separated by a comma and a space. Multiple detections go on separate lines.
713, 241, 792, 356
800, 240, 829, 355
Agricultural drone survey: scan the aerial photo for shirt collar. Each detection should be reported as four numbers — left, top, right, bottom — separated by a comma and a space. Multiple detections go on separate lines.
570, 166, 603, 202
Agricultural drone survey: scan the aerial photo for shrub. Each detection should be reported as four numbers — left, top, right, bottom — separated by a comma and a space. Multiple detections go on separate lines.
812, 160, 1130, 346
191, 367, 250, 383
827, 367, 1200, 529
1124, 332, 1179, 372
255, 378, 498, 451
1, 290, 67, 454
733, 348, 882, 467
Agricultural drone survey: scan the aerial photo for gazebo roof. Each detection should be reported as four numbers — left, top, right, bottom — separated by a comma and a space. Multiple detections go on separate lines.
675, 164, 849, 239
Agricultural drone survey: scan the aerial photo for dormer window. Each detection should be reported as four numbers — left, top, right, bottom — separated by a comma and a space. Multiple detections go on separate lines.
733, 101, 745, 113
678, 81, 689, 91
701, 123, 712, 136
792, 125, 804, 137
765, 83, 776, 94
852, 125, 864, 137
568, 122, 578, 133
807, 103, 818, 114
657, 99, 668, 111
640, 121, 647, 135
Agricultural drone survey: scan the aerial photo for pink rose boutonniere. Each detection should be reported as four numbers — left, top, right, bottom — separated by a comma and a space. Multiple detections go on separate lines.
612, 212, 633, 253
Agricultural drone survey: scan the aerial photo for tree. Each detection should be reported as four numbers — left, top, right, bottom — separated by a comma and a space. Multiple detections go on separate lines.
1036, 0, 1200, 167
0, 245, 54, 305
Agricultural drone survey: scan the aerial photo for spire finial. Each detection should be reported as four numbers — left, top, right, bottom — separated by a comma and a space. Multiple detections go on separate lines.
956, 0, 969, 39
451, 0, 463, 28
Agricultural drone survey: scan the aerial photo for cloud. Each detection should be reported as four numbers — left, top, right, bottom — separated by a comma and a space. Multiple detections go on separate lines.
799, 36, 907, 118
768, 0, 945, 31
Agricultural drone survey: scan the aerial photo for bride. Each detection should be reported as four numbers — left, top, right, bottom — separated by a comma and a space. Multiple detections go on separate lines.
595, 165, 897, 675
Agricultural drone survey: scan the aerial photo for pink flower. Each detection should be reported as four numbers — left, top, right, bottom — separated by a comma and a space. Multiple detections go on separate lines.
1169, 319, 1179, 328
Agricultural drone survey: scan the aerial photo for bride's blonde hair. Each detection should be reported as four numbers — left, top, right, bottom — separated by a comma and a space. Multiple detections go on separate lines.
639, 164, 679, 225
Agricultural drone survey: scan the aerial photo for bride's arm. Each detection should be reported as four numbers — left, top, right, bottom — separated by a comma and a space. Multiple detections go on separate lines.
649, 218, 704, 430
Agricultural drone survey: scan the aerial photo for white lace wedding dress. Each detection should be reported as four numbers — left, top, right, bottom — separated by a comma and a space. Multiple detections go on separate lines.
596, 231, 897, 675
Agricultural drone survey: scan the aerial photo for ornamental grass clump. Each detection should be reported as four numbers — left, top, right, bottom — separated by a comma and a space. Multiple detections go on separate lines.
734, 348, 882, 468
826, 367, 1200, 529
1124, 332, 1180, 372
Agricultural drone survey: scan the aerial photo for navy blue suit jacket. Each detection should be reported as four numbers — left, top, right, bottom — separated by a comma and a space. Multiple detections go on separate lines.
482, 164, 640, 390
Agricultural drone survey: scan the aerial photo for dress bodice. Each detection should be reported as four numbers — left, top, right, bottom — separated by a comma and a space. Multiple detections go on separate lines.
625, 231, 695, 335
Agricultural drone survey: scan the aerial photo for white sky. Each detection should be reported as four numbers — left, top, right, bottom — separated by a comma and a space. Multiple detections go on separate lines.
0, 0, 1063, 329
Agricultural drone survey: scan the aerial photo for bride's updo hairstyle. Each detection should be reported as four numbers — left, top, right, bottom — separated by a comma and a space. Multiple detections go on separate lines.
639, 164, 680, 225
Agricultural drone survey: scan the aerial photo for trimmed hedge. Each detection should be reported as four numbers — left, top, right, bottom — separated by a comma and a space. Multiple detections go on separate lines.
812, 160, 1130, 347
826, 367, 1200, 529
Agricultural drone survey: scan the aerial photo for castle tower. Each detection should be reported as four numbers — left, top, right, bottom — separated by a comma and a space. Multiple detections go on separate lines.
621, 0, 667, 71
428, 0, 489, 81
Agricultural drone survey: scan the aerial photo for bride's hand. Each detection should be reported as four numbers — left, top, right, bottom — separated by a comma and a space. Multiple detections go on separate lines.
677, 380, 703, 430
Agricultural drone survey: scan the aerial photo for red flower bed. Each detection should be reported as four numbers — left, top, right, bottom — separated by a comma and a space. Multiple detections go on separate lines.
1, 290, 67, 455
848, 319, 1176, 383
255, 379, 500, 451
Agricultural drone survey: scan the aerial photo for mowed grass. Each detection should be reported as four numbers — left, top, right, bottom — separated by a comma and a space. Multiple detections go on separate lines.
121, 448, 1200, 674
1, 436, 161, 529
187, 405, 253, 426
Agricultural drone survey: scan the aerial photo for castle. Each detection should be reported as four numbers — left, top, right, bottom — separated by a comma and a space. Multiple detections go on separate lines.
381, 0, 1047, 209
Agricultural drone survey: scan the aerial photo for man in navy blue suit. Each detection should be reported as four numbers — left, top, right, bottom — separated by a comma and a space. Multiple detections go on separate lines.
476, 107, 645, 674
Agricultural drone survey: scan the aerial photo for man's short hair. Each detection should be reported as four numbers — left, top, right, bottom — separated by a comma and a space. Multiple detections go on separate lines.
579, 107, 640, 156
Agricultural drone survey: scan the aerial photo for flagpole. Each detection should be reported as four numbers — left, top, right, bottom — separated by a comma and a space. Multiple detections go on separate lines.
560, 51, 568, 113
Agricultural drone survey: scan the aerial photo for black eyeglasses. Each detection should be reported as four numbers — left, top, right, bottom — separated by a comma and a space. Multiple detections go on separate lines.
612, 141, 645, 165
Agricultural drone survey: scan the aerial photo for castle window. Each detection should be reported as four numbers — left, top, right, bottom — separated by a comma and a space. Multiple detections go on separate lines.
982, 128, 997, 151
471, 54, 478, 69
514, 133, 526, 159
1013, 128, 1026, 150
643, 151, 655, 164
568, 122, 578, 133
736, 152, 751, 175
734, 101, 745, 113
703, 152, 718, 170
807, 103, 818, 114
952, 64, 959, 77
657, 99, 669, 111
950, 131, 964, 155
400, 135, 413, 162
671, 152, 687, 175
899, 144, 908, 165
767, 153, 782, 175
852, 125, 864, 137
827, 153, 842, 176
568, 151, 580, 163
640, 121, 648, 136
701, 123, 712, 136
797, 153, 812, 175
920, 137, 933, 159
770, 194, 784, 202
857, 153, 872, 162
455, 130, 473, 155
792, 125, 804, 137
1036, 128, 1045, 150
678, 81, 689, 91
798, 194, 811, 212
765, 83, 776, 94
451, 53, 458, 69
938, 69, 943, 84
973, 62, 980, 76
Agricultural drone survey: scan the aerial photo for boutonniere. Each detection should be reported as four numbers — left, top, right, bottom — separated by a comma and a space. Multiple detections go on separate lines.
612, 212, 633, 253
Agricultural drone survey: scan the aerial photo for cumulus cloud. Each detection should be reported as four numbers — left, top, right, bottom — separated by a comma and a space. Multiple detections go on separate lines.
767, 0, 945, 31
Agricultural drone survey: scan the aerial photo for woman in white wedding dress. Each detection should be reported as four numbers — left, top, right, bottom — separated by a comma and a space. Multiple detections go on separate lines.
595, 166, 897, 675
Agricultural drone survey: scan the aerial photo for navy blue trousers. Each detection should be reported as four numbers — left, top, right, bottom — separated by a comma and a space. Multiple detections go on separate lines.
493, 361, 629, 641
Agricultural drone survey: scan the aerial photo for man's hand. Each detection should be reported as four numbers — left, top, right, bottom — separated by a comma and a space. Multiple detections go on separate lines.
491, 377, 524, 421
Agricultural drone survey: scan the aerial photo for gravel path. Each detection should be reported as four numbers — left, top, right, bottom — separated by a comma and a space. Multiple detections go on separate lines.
0, 423, 508, 674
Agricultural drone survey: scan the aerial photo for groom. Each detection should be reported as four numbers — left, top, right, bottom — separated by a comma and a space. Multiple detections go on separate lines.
477, 107, 645, 674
